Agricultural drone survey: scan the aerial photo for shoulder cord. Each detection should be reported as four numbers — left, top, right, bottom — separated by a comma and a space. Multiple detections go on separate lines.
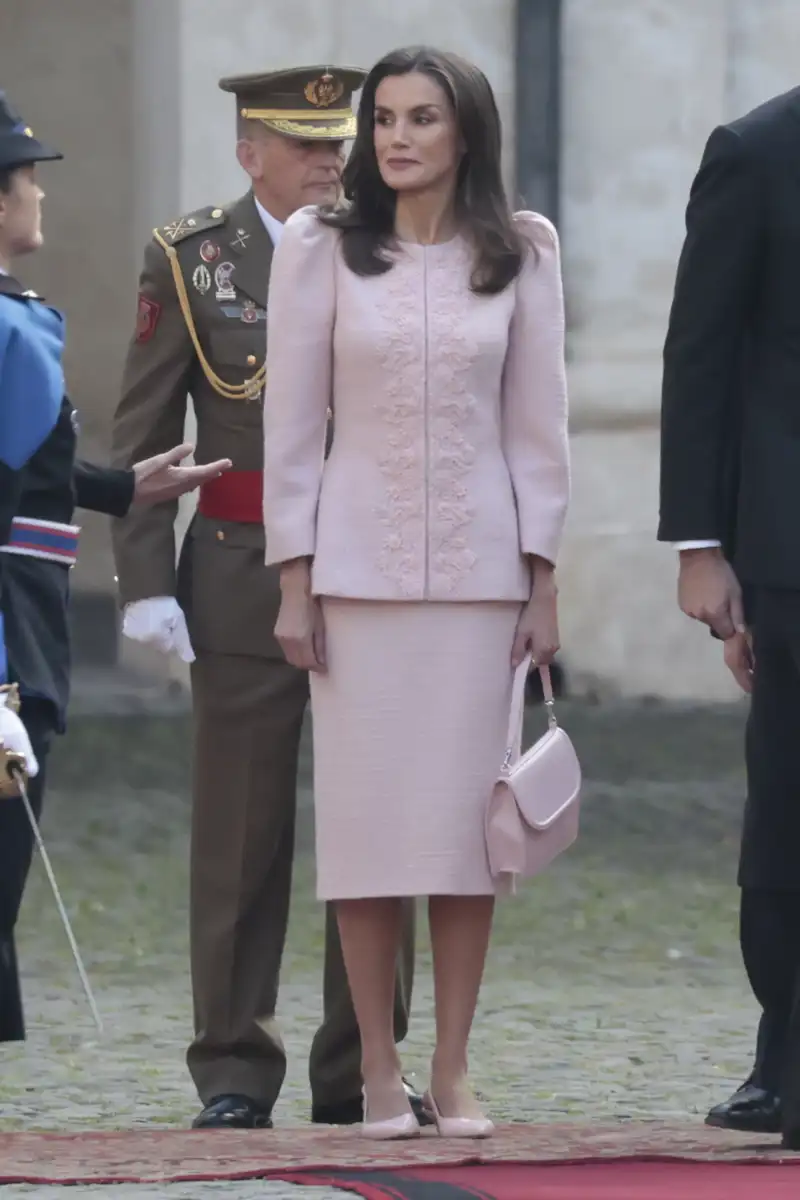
152, 228, 266, 401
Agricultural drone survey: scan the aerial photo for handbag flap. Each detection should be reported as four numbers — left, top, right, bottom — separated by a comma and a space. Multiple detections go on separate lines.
505, 726, 581, 830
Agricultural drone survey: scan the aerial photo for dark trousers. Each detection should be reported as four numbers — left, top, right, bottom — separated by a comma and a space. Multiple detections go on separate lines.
0, 697, 57, 1042
740, 892, 800, 1094
737, 588, 800, 1129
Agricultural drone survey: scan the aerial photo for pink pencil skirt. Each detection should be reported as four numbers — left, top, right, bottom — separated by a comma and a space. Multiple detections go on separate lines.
309, 598, 521, 900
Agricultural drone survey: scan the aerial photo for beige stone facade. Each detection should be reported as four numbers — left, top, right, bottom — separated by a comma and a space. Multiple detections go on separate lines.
1, 0, 799, 699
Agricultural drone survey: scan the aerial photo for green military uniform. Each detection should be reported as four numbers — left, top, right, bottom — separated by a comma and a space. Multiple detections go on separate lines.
110, 66, 416, 1126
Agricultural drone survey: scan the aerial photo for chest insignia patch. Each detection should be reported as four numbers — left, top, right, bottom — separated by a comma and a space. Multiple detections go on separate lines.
219, 303, 267, 321
135, 294, 161, 343
214, 261, 237, 302
192, 264, 212, 295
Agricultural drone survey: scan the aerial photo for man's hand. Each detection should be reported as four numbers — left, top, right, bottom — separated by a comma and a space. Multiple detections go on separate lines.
723, 630, 755, 694
132, 443, 232, 507
677, 547, 745, 640
122, 597, 195, 663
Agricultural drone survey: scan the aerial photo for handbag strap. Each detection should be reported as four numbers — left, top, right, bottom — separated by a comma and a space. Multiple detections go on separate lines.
502, 655, 557, 772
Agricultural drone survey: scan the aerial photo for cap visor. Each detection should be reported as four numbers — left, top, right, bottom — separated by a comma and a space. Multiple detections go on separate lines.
26, 139, 63, 163
1, 135, 63, 169
261, 115, 356, 141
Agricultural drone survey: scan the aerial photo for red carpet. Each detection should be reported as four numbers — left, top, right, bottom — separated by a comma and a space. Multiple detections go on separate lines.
0, 1122, 798, 1194
285, 1160, 800, 1198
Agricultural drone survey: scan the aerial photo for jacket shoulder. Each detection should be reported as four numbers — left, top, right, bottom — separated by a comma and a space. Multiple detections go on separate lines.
0, 293, 26, 321
0, 293, 36, 336
513, 210, 560, 256
725, 86, 800, 148
152, 203, 230, 250
282, 204, 338, 246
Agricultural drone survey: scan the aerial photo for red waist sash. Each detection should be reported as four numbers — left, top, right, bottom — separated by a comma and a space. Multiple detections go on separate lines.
198, 470, 262, 524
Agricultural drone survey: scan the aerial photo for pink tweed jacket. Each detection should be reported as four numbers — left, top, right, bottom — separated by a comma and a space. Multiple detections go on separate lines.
262, 206, 570, 602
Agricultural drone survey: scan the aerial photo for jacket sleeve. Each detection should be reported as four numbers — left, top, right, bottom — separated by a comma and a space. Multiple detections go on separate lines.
658, 126, 764, 543
0, 463, 22, 546
0, 302, 63, 484
73, 459, 135, 517
110, 238, 193, 603
0, 306, 64, 679
0, 462, 22, 686
262, 207, 336, 567
501, 212, 571, 567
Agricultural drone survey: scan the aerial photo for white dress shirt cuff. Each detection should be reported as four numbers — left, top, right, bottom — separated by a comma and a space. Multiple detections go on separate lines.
673, 540, 722, 551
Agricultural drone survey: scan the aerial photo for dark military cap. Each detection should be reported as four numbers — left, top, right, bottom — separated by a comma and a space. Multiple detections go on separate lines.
0, 91, 62, 172
219, 64, 366, 141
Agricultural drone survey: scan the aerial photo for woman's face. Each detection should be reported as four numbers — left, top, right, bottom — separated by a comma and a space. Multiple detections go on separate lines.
373, 71, 461, 195
0, 165, 44, 259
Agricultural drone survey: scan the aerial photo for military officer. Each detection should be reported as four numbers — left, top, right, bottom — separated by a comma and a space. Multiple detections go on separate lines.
111, 66, 422, 1130
0, 91, 229, 1042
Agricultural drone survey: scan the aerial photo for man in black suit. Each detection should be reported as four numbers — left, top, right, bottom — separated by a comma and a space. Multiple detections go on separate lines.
659, 86, 800, 1151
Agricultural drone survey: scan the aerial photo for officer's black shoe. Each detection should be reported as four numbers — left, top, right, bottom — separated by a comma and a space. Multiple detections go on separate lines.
705, 1082, 781, 1133
312, 1078, 434, 1126
192, 1093, 274, 1129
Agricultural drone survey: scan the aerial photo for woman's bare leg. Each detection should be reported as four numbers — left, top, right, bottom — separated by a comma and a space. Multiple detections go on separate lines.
428, 895, 495, 1117
336, 896, 411, 1122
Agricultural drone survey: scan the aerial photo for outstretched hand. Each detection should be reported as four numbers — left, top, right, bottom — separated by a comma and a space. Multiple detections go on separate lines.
132, 443, 232, 507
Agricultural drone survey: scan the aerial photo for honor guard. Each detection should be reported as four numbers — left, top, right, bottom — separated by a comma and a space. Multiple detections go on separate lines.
111, 65, 424, 1130
0, 92, 229, 1043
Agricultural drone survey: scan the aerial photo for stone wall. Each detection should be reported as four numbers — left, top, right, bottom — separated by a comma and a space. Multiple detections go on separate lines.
557, 0, 800, 699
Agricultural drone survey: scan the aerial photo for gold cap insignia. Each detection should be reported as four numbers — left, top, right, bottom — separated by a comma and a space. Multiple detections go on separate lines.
23, 127, 33, 138
304, 73, 344, 109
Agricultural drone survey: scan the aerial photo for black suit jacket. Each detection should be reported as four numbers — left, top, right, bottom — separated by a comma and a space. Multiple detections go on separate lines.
659, 86, 800, 590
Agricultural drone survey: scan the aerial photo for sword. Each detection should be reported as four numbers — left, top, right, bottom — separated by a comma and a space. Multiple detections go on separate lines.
3, 755, 104, 1034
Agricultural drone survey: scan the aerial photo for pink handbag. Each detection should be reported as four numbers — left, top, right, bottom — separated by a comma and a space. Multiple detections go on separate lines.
485, 654, 582, 879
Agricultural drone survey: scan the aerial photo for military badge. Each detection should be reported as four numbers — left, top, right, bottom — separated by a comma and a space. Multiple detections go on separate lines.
232, 229, 250, 251
135, 294, 161, 343
304, 72, 344, 108
192, 264, 212, 295
200, 240, 220, 263
220, 303, 266, 321
163, 217, 192, 242
214, 262, 237, 302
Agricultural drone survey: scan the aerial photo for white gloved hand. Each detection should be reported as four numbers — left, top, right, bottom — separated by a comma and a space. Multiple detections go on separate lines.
122, 596, 195, 663
0, 692, 39, 777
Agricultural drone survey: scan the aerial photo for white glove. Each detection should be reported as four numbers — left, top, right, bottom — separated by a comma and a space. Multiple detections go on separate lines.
0, 693, 39, 777
122, 596, 195, 663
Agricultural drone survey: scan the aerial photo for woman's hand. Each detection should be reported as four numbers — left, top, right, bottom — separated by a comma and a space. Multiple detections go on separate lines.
275, 560, 327, 673
511, 561, 560, 669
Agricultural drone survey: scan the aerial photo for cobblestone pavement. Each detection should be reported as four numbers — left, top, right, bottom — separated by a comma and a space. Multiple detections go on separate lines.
0, 699, 759, 1197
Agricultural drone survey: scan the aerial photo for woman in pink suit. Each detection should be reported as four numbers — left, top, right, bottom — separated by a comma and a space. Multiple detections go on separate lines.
262, 46, 570, 1140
